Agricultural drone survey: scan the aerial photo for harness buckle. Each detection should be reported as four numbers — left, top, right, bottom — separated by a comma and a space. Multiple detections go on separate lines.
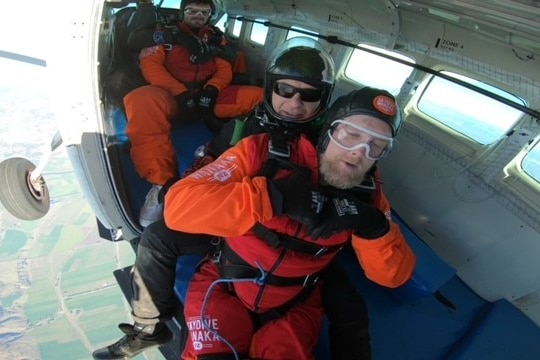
302, 273, 319, 287
163, 43, 173, 51
268, 140, 290, 158
211, 249, 222, 264
314, 247, 329, 258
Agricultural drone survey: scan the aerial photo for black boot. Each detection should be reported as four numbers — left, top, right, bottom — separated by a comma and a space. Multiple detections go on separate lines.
92, 322, 173, 359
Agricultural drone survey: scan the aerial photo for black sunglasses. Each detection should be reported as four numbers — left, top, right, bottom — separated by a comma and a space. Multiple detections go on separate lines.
273, 83, 323, 102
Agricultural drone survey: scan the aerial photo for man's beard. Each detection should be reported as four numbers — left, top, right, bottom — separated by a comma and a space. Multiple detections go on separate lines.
186, 19, 206, 31
319, 152, 367, 189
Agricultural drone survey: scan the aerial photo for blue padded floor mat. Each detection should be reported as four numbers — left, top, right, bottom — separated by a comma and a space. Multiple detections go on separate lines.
112, 109, 214, 221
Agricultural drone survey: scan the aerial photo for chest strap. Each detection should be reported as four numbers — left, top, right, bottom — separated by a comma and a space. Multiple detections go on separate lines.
215, 243, 321, 287
252, 223, 344, 257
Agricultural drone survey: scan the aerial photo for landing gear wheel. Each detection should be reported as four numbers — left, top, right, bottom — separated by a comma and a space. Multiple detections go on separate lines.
0, 157, 50, 220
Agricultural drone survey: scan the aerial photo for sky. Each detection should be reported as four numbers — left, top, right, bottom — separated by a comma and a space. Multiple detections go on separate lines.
1, 2, 50, 77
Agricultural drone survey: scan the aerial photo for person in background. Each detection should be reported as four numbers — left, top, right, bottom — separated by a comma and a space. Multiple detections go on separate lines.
165, 86, 416, 359
124, 0, 263, 227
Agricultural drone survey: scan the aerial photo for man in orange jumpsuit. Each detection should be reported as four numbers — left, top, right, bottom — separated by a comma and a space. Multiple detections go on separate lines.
164, 87, 416, 359
124, 0, 264, 227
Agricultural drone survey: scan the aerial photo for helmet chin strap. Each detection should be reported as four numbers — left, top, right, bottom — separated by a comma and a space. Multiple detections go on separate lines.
259, 113, 303, 142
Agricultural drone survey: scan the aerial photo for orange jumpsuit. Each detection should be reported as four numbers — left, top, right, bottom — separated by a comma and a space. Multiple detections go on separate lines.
164, 134, 416, 360
124, 23, 264, 186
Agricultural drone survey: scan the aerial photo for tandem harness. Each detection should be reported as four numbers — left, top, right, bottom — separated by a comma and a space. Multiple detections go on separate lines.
212, 117, 377, 321
127, 23, 237, 64
251, 125, 347, 259
233, 123, 345, 261
214, 242, 323, 288
213, 128, 379, 278
213, 241, 323, 326
211, 129, 341, 320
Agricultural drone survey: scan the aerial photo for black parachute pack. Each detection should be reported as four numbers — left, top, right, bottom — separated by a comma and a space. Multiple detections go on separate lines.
127, 22, 175, 51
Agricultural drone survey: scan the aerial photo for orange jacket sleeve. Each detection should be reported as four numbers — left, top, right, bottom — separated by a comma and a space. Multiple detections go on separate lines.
164, 135, 275, 236
139, 45, 188, 96
206, 56, 233, 92
351, 192, 416, 288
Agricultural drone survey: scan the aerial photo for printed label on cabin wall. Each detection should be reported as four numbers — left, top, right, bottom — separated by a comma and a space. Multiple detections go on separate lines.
328, 14, 344, 23
435, 38, 464, 52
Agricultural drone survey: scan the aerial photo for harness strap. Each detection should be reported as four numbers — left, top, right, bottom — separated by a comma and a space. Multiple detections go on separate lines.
259, 153, 312, 182
259, 157, 280, 179
252, 223, 343, 257
254, 283, 318, 326
216, 243, 320, 325
170, 28, 223, 64
198, 354, 249, 360
268, 138, 290, 158
216, 243, 321, 287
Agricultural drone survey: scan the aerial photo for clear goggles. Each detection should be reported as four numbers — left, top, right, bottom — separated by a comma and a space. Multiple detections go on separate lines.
184, 8, 212, 16
328, 119, 393, 160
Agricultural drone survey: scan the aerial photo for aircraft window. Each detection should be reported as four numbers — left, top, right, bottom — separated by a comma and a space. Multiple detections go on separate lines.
214, 13, 227, 32
231, 17, 243, 37
250, 19, 269, 45
160, 0, 179, 8
286, 26, 318, 41
418, 72, 525, 145
522, 143, 540, 183
344, 45, 415, 95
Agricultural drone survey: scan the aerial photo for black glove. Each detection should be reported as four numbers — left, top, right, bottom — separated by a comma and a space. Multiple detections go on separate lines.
198, 85, 218, 119
307, 194, 389, 239
175, 92, 199, 122
199, 86, 220, 131
267, 173, 325, 226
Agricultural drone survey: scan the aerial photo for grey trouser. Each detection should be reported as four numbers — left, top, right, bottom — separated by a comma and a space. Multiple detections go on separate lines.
130, 219, 215, 325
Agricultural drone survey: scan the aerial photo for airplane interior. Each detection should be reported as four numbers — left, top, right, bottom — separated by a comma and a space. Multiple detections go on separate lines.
2, 0, 540, 358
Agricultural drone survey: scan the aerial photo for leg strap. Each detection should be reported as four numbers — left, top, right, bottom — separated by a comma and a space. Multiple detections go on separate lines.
198, 353, 250, 360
